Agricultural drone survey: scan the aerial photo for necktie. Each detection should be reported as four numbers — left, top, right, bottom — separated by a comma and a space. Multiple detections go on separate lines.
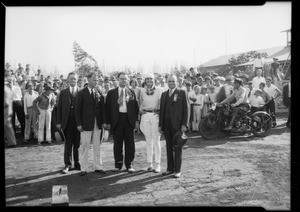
118, 88, 124, 106
248, 89, 252, 98
91, 89, 94, 101
72, 87, 75, 96
169, 89, 173, 97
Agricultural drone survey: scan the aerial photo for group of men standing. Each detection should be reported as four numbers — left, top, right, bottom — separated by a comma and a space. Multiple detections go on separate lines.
57, 71, 188, 179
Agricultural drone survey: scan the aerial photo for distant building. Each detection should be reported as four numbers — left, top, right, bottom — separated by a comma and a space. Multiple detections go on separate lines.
199, 45, 285, 74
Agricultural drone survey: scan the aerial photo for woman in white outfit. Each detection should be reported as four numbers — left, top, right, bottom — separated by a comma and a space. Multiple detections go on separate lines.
139, 73, 163, 173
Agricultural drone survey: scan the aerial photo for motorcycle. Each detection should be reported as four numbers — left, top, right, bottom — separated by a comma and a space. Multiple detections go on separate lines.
199, 103, 273, 140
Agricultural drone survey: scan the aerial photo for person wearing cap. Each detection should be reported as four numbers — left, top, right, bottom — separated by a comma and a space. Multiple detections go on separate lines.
4, 76, 17, 147
10, 76, 26, 138
252, 69, 266, 90
190, 85, 203, 132
253, 53, 265, 76
57, 72, 81, 174
23, 82, 39, 142
5, 62, 13, 75
220, 78, 250, 131
33, 84, 56, 145
15, 63, 24, 77
75, 72, 107, 176
105, 72, 139, 173
158, 74, 189, 178
264, 77, 282, 127
139, 73, 163, 173
270, 57, 281, 87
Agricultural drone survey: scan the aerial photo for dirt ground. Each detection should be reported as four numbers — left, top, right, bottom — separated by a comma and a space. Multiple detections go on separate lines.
4, 113, 291, 209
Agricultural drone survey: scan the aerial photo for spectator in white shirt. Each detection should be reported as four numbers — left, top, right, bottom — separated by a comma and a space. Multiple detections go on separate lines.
253, 53, 265, 76
252, 69, 266, 90
185, 81, 195, 133
264, 77, 282, 127
190, 85, 203, 132
23, 83, 39, 142
250, 89, 266, 114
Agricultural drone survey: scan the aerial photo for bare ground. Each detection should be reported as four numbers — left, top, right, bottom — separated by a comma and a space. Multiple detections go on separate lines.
4, 113, 291, 209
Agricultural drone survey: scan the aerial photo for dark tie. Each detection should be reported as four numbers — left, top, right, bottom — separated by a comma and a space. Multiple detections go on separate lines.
118, 88, 124, 106
71, 87, 75, 96
169, 89, 173, 97
248, 89, 252, 98
91, 89, 94, 101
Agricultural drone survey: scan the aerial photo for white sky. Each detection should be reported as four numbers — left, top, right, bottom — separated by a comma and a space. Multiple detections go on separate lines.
5, 2, 291, 76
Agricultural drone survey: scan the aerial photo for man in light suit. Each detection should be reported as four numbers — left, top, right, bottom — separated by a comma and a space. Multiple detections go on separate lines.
159, 74, 189, 178
57, 72, 81, 174
106, 72, 139, 173
75, 72, 107, 176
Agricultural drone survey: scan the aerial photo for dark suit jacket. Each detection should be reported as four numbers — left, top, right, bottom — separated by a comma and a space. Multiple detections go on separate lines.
105, 87, 139, 131
282, 83, 290, 107
56, 87, 79, 131
159, 88, 189, 131
75, 87, 106, 131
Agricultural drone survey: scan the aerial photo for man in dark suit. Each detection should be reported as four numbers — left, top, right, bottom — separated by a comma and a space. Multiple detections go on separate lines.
57, 72, 81, 174
106, 72, 139, 173
159, 74, 189, 178
75, 72, 107, 176
282, 77, 291, 128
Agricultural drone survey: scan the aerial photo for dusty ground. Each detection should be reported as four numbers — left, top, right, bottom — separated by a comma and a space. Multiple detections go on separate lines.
4, 113, 291, 209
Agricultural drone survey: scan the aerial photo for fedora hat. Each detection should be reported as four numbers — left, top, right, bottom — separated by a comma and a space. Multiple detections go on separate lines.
172, 130, 188, 147
55, 129, 66, 142
100, 128, 109, 143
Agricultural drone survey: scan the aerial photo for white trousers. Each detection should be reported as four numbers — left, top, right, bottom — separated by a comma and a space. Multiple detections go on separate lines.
140, 113, 161, 165
24, 107, 38, 140
192, 105, 202, 131
79, 118, 102, 172
38, 109, 52, 142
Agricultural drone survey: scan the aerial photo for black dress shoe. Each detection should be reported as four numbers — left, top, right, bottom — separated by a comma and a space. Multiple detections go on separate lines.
74, 164, 81, 170
95, 170, 106, 174
7, 144, 17, 148
80, 171, 87, 176
162, 171, 174, 176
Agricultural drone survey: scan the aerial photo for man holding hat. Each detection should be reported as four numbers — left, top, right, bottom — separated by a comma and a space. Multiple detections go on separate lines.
57, 72, 81, 174
139, 73, 163, 173
220, 78, 250, 131
159, 74, 189, 178
33, 84, 56, 144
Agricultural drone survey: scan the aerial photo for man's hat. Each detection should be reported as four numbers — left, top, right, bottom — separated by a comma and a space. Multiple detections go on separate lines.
234, 77, 243, 84
5, 62, 11, 67
31, 76, 38, 81
144, 73, 154, 79
273, 57, 279, 61
100, 128, 109, 143
172, 130, 188, 147
44, 85, 55, 91
55, 129, 66, 142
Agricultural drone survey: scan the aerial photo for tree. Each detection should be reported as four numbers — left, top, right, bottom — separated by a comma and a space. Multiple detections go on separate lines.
72, 41, 101, 77
226, 51, 268, 74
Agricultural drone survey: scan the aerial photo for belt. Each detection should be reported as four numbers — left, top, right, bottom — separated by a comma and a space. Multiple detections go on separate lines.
144, 109, 160, 113
27, 106, 33, 109
13, 100, 22, 102
193, 104, 201, 106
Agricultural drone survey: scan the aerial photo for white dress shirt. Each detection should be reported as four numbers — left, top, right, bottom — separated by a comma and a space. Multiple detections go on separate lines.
252, 76, 266, 90
118, 87, 127, 113
23, 91, 39, 115
11, 85, 23, 101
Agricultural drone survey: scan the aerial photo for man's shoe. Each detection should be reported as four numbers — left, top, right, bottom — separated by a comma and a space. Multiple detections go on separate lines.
272, 122, 277, 128
61, 166, 71, 174
79, 171, 87, 176
223, 126, 233, 131
95, 170, 106, 174
127, 168, 135, 173
162, 171, 174, 176
154, 164, 161, 173
173, 172, 181, 178
7, 144, 17, 148
74, 164, 81, 170
113, 168, 122, 172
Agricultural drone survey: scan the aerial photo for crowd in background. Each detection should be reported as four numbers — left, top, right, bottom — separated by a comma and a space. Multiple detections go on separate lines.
4, 61, 290, 148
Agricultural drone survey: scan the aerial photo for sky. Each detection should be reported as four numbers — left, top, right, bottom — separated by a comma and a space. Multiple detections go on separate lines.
5, 2, 291, 76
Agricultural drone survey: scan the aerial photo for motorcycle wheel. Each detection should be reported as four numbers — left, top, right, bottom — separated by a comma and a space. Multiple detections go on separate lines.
199, 115, 220, 140
251, 112, 272, 137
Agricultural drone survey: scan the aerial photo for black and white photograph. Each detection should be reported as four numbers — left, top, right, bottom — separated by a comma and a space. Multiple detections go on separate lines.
3, 2, 293, 209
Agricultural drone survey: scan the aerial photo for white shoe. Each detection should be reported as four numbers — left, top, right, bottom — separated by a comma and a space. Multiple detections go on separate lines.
154, 164, 161, 173
174, 172, 181, 178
